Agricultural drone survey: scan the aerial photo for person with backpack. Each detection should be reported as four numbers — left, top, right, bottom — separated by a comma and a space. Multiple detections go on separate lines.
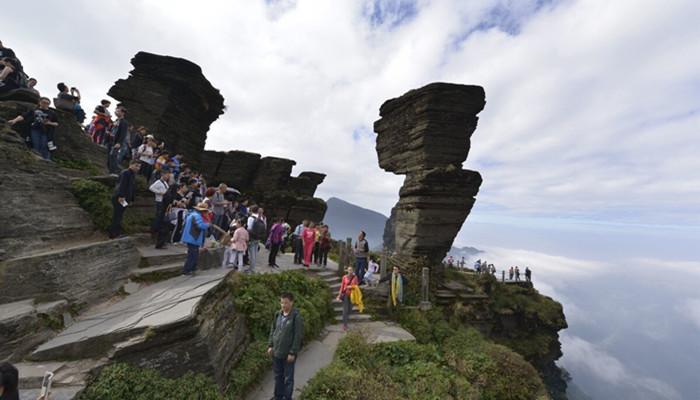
525, 267, 532, 282
267, 217, 285, 269
267, 292, 304, 400
7, 96, 58, 160
181, 202, 210, 276
301, 222, 316, 268
353, 231, 370, 285
247, 205, 266, 273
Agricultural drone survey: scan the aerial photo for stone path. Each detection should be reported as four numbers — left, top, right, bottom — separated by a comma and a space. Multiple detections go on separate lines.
31, 267, 230, 360
246, 322, 415, 400
18, 243, 411, 399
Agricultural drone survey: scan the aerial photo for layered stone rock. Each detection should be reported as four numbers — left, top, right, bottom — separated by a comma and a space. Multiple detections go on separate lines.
108, 52, 225, 167
0, 237, 139, 305
30, 269, 247, 390
199, 150, 328, 226
0, 116, 109, 261
375, 82, 485, 268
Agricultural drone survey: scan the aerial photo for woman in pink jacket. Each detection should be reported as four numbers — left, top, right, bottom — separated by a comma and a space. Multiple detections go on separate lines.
302, 221, 316, 268
229, 219, 249, 270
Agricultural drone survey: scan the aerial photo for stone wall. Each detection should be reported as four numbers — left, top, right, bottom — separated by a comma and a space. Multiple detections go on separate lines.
0, 113, 104, 261
0, 237, 139, 305
375, 82, 485, 269
200, 150, 328, 226
110, 273, 249, 390
108, 52, 225, 168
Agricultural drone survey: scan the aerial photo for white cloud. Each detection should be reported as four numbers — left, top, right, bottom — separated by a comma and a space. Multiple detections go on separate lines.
561, 333, 682, 400
675, 298, 700, 332
4, 0, 700, 228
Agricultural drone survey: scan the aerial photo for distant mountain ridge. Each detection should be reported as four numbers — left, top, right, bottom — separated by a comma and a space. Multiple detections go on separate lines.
324, 197, 483, 256
323, 197, 388, 250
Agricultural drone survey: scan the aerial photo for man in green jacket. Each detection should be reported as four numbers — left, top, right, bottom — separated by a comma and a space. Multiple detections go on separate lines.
268, 292, 304, 400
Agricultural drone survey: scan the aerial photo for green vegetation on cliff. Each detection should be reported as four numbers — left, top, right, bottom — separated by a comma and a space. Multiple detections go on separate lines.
70, 178, 151, 233
79, 270, 333, 400
78, 363, 222, 400
301, 309, 549, 400
226, 270, 333, 398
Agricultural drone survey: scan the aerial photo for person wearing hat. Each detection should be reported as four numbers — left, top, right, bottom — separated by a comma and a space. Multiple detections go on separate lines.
181, 202, 210, 275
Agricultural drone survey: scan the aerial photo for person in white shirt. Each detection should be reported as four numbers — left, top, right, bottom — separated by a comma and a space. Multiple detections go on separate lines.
149, 169, 171, 249
137, 136, 157, 181
246, 205, 266, 273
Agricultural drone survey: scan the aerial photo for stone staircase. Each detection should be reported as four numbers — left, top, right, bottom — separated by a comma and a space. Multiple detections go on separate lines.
435, 280, 489, 307
311, 269, 371, 324
14, 244, 229, 398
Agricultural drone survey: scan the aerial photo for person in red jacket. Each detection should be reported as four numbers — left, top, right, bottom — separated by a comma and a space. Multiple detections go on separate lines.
301, 222, 316, 268
336, 266, 358, 331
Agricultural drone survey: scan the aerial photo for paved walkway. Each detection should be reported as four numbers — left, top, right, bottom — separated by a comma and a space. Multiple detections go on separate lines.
246, 322, 415, 400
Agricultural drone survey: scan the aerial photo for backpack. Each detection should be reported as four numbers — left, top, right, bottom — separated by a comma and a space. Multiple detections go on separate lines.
363, 240, 369, 253
250, 217, 267, 241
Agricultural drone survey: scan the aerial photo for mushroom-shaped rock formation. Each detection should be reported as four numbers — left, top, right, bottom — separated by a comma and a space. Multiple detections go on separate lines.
108, 52, 225, 168
375, 82, 485, 268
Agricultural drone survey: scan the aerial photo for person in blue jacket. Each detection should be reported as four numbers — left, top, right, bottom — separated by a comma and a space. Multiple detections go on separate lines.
181, 202, 210, 276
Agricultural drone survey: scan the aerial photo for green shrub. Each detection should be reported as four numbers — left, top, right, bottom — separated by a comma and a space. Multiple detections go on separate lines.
225, 270, 332, 398
77, 363, 222, 400
70, 178, 152, 233
300, 363, 396, 400
443, 329, 547, 400
229, 271, 332, 341
55, 157, 100, 175
70, 179, 112, 231
225, 340, 270, 399
334, 331, 372, 369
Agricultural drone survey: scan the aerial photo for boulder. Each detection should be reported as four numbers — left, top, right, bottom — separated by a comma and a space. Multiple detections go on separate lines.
108, 52, 225, 168
252, 156, 296, 192
201, 149, 261, 189
375, 82, 485, 174
375, 82, 485, 268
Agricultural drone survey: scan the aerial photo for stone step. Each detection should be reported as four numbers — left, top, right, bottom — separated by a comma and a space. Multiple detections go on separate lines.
0, 299, 69, 361
0, 237, 139, 306
129, 262, 185, 283
342, 313, 372, 322
315, 270, 337, 277
137, 245, 188, 267
328, 282, 341, 290
30, 268, 231, 361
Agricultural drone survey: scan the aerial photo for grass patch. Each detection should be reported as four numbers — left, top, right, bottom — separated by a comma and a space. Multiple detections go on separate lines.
70, 178, 152, 233
302, 308, 549, 400
225, 270, 333, 398
77, 363, 223, 400
55, 157, 100, 175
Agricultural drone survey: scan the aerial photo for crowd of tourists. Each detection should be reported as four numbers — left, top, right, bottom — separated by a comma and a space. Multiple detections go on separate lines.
444, 256, 533, 282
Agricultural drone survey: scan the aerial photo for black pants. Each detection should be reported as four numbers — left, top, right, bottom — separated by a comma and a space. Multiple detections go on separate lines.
268, 243, 280, 266
319, 247, 329, 266
109, 197, 126, 238
293, 236, 303, 264
312, 242, 320, 264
